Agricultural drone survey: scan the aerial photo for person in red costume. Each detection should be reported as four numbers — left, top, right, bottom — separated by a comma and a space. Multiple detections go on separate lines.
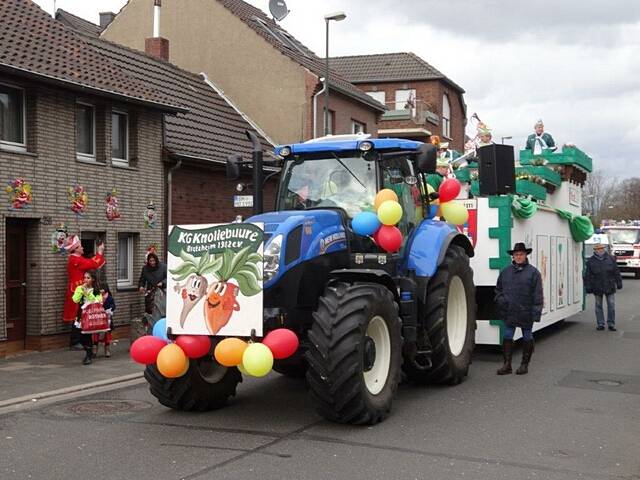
63, 235, 105, 349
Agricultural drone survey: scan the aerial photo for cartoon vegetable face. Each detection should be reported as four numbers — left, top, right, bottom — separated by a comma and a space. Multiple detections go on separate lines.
204, 281, 240, 334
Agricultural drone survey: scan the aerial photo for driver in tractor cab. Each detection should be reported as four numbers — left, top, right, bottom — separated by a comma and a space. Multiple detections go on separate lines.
320, 168, 370, 217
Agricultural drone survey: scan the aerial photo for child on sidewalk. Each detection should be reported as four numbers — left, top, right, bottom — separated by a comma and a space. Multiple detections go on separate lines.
93, 285, 116, 358
72, 270, 102, 365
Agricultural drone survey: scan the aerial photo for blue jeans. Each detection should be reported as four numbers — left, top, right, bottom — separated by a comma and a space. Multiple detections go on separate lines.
504, 325, 533, 341
594, 294, 615, 327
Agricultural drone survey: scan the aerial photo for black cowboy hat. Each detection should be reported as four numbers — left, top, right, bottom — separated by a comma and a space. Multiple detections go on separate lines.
507, 242, 532, 255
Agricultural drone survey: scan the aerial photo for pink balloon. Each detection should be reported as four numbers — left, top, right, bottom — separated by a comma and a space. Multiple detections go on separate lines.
262, 329, 299, 359
439, 178, 461, 203
175, 335, 212, 359
376, 225, 403, 253
130, 336, 167, 365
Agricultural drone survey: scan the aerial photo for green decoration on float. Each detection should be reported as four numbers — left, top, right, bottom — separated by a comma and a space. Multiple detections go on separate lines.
511, 195, 537, 219
554, 208, 594, 242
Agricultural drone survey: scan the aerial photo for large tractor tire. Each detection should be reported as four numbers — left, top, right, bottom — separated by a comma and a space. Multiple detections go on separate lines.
404, 245, 476, 385
145, 356, 242, 411
306, 282, 402, 424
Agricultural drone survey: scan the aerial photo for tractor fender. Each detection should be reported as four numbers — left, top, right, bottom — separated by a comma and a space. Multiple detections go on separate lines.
328, 269, 399, 303
405, 219, 474, 278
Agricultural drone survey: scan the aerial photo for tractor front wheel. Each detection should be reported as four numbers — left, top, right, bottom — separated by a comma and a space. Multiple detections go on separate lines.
145, 356, 241, 411
306, 282, 402, 424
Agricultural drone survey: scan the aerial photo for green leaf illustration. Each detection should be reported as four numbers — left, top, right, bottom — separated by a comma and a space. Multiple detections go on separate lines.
235, 270, 261, 297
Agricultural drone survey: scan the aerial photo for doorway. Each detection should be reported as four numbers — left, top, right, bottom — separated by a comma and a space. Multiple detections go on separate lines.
5, 220, 27, 350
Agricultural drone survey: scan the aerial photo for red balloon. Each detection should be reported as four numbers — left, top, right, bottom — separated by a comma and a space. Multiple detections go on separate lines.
262, 329, 299, 359
376, 225, 403, 253
439, 178, 461, 203
175, 335, 212, 359
130, 336, 167, 365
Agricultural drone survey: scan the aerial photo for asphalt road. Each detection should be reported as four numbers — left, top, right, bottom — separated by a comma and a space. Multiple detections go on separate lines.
2, 277, 639, 480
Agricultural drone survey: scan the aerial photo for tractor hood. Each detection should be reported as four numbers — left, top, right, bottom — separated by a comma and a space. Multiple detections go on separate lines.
247, 209, 347, 288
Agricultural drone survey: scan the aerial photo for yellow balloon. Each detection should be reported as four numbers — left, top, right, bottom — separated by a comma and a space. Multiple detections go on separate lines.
237, 362, 248, 375
156, 343, 189, 378
427, 183, 439, 205
242, 343, 274, 377
374, 189, 399, 211
377, 200, 403, 225
441, 200, 469, 226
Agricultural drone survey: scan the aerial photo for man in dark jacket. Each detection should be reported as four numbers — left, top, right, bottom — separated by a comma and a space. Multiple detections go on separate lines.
584, 243, 622, 331
495, 242, 543, 375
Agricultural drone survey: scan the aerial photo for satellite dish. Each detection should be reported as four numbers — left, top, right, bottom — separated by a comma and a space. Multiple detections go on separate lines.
269, 0, 289, 21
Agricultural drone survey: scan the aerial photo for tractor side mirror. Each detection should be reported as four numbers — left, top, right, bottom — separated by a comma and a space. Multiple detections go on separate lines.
416, 143, 437, 174
226, 154, 243, 180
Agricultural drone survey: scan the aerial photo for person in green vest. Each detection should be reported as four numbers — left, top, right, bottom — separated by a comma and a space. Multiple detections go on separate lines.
426, 157, 450, 191
525, 119, 556, 154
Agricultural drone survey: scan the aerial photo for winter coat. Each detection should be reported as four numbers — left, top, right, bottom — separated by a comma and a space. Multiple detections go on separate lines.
584, 252, 622, 296
138, 262, 167, 291
495, 261, 544, 329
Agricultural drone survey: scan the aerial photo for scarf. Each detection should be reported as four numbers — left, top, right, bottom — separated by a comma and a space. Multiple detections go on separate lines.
533, 134, 549, 155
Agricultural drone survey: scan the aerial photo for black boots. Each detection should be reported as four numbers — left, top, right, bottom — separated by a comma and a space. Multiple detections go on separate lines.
516, 340, 534, 375
497, 339, 513, 375
82, 347, 93, 365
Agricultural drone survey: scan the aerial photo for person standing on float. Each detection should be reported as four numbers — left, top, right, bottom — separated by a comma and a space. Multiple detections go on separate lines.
62, 235, 105, 348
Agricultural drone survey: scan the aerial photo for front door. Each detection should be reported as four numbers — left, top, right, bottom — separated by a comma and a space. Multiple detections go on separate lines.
6, 220, 27, 346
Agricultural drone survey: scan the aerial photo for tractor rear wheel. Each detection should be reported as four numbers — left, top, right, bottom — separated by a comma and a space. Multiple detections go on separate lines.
404, 245, 476, 385
145, 356, 241, 411
306, 282, 402, 424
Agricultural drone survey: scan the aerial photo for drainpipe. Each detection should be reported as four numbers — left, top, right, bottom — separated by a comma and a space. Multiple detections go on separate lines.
167, 159, 182, 227
312, 78, 327, 139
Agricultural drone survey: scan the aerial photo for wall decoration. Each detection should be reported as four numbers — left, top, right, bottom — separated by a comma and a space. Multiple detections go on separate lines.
105, 188, 121, 221
6, 177, 33, 210
556, 237, 568, 309
536, 235, 550, 314
573, 242, 582, 304
50, 223, 69, 254
68, 185, 88, 216
550, 236, 557, 311
144, 201, 157, 228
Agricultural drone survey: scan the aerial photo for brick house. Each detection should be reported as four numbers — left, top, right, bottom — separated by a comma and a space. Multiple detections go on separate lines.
329, 53, 467, 150
100, 0, 386, 143
0, 0, 274, 356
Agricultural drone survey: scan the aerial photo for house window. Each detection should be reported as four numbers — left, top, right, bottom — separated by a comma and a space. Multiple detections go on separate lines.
76, 102, 95, 159
111, 111, 128, 165
395, 89, 416, 112
0, 83, 26, 150
117, 233, 134, 288
323, 108, 335, 135
442, 94, 451, 138
366, 91, 385, 106
352, 120, 366, 134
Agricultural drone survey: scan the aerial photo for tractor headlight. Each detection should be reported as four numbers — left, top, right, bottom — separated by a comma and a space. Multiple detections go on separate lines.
279, 146, 292, 157
263, 234, 283, 283
359, 141, 373, 152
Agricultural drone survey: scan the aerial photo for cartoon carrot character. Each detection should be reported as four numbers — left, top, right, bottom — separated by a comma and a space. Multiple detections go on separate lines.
170, 250, 222, 327
204, 247, 262, 335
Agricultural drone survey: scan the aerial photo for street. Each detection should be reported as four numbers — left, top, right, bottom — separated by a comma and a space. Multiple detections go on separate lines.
1, 278, 639, 480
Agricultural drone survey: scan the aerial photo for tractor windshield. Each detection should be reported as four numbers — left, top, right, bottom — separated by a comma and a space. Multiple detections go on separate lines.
277, 155, 376, 217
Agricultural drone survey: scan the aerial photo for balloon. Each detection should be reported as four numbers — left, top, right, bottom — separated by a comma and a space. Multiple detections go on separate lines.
427, 183, 439, 205
352, 211, 381, 237
237, 362, 248, 375
377, 200, 403, 226
439, 178, 461, 203
376, 225, 403, 253
374, 189, 399, 210
441, 200, 469, 226
241, 343, 274, 377
130, 335, 167, 365
214, 337, 248, 367
156, 343, 189, 378
175, 335, 211, 359
152, 318, 168, 342
262, 329, 299, 360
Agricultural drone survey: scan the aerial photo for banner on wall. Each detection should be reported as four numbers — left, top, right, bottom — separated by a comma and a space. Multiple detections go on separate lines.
536, 235, 550, 314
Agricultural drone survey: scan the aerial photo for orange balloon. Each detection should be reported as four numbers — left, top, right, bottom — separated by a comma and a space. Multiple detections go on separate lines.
374, 189, 399, 211
156, 343, 189, 378
214, 337, 248, 367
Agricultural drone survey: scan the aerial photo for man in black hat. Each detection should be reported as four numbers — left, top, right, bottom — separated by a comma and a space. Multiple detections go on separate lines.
494, 242, 543, 375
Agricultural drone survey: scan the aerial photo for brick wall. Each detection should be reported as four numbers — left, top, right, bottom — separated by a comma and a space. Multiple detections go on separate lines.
0, 75, 165, 349
356, 80, 466, 151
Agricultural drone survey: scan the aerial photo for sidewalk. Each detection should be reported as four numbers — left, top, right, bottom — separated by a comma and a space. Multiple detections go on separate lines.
0, 339, 144, 404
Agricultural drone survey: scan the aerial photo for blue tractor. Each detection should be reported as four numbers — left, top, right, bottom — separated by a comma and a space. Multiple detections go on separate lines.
145, 133, 476, 425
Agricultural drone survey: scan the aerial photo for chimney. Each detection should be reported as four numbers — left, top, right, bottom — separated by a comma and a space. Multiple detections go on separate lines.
145, 0, 169, 61
99, 12, 115, 29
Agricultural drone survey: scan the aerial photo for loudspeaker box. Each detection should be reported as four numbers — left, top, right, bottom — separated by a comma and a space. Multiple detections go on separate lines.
477, 144, 516, 196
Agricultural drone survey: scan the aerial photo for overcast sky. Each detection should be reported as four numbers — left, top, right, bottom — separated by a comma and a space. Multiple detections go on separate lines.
33, 0, 640, 177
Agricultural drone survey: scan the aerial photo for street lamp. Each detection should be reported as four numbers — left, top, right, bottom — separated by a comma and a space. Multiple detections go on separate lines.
324, 11, 346, 136
501, 136, 513, 144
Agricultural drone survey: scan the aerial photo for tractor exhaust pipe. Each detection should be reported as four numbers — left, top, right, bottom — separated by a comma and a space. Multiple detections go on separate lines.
246, 130, 263, 216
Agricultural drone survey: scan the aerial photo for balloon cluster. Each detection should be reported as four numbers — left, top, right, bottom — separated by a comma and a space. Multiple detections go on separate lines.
130, 319, 299, 380
436, 178, 469, 226
351, 189, 404, 253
